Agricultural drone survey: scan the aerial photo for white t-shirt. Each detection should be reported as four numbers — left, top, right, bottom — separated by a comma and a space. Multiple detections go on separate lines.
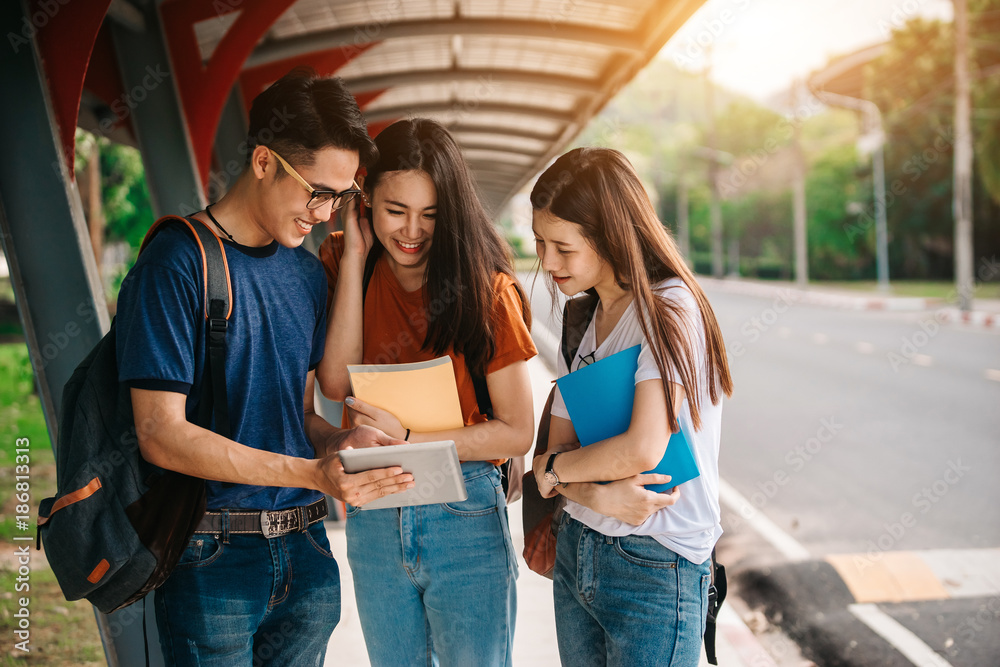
551, 277, 723, 565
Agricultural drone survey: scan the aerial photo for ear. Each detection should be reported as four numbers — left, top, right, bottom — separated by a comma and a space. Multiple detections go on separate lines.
356, 173, 371, 206
250, 145, 272, 181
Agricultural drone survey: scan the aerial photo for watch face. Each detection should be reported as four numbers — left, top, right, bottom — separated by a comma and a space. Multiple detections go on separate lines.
544, 471, 559, 486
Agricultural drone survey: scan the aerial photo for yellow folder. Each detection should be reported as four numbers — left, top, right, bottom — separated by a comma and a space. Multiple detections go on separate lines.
347, 356, 465, 432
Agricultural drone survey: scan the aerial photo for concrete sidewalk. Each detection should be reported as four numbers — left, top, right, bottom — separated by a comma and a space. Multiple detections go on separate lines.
322, 356, 777, 666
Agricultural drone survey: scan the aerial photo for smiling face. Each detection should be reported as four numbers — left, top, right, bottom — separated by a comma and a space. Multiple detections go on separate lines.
532, 208, 615, 296
256, 145, 360, 248
369, 169, 438, 286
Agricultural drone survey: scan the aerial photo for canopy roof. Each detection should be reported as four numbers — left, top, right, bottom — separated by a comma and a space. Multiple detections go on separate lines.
71, 0, 704, 210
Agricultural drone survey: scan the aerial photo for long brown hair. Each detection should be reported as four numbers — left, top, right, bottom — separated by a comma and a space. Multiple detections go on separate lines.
364, 118, 530, 376
530, 147, 732, 431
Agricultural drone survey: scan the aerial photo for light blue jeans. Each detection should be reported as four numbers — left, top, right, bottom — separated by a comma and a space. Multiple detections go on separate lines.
155, 521, 341, 666
346, 462, 518, 667
553, 514, 711, 667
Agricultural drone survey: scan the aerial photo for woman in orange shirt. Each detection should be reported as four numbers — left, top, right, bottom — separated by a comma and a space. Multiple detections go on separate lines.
316, 118, 536, 667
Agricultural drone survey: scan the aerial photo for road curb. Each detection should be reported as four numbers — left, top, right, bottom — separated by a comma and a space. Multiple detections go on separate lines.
699, 278, 1000, 330
734, 548, 1000, 666
735, 560, 917, 667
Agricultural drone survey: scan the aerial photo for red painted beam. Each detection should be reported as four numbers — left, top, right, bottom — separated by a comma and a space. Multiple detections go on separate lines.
159, 0, 298, 187
238, 44, 378, 112
83, 24, 134, 143
31, 0, 113, 176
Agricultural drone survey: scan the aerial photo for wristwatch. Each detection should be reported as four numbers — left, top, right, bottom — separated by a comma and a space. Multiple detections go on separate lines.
543, 453, 562, 487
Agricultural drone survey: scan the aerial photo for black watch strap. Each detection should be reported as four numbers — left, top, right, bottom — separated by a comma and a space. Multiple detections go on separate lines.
546, 452, 559, 475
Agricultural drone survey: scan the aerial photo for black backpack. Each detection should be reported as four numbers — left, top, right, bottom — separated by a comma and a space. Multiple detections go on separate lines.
37, 216, 232, 614
559, 292, 728, 665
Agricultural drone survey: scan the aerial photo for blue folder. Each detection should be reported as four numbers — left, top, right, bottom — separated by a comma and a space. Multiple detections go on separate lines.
555, 344, 700, 492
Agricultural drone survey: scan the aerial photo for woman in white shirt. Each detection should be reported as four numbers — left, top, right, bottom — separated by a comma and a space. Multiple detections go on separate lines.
531, 147, 733, 667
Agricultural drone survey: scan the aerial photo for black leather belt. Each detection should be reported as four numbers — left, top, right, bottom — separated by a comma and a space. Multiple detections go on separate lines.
195, 498, 328, 539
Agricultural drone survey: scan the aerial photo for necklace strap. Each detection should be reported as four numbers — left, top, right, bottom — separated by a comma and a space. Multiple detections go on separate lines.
205, 204, 235, 243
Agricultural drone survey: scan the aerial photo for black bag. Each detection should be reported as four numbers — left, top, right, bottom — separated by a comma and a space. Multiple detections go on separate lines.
37, 216, 233, 614
705, 549, 728, 665
521, 294, 597, 578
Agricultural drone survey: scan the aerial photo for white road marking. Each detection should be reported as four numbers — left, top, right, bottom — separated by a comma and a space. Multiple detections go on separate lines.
717, 479, 811, 562
848, 603, 954, 667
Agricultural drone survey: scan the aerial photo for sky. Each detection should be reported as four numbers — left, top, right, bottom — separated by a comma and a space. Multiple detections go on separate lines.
658, 0, 954, 101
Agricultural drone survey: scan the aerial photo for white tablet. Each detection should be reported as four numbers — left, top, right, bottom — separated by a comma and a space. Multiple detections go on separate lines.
338, 440, 468, 511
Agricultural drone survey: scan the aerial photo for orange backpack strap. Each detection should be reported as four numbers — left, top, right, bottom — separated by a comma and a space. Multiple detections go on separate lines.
140, 215, 234, 438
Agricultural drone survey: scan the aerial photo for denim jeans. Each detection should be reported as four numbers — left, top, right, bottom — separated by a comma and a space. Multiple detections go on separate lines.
346, 462, 518, 667
155, 520, 341, 666
553, 515, 711, 667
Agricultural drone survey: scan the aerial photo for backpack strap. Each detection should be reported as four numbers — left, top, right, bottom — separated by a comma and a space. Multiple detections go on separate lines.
140, 216, 233, 437
704, 547, 727, 665
560, 293, 599, 370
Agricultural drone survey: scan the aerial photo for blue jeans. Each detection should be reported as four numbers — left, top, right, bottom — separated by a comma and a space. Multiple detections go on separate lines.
346, 462, 518, 667
553, 515, 710, 667
155, 521, 341, 666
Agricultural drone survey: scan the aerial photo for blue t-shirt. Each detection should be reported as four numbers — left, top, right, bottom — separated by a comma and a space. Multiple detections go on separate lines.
116, 223, 327, 510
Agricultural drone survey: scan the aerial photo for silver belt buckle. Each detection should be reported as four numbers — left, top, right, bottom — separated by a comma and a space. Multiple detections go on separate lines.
260, 509, 295, 539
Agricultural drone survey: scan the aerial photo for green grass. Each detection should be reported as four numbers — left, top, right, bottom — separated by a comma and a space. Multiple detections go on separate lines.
815, 280, 1000, 300
0, 344, 100, 664
0, 567, 104, 665
0, 345, 55, 548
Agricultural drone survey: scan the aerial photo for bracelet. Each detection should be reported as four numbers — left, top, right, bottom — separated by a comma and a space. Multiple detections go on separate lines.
404, 428, 410, 440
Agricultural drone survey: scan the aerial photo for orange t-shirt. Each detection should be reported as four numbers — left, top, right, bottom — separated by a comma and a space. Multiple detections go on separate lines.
319, 232, 537, 434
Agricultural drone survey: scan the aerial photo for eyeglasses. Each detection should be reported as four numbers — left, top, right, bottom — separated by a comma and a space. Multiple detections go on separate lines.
268, 148, 362, 211
576, 351, 596, 370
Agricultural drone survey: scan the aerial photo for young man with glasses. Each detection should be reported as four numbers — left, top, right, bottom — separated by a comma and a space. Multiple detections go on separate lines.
115, 69, 413, 665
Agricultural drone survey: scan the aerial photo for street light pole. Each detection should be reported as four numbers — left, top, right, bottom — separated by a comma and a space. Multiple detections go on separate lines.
812, 89, 891, 292
791, 80, 809, 287
704, 56, 724, 279
953, 0, 975, 311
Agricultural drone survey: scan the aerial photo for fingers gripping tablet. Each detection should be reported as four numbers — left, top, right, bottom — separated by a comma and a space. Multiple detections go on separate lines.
339, 441, 468, 510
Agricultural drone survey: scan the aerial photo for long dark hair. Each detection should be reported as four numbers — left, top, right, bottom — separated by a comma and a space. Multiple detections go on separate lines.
531, 147, 732, 431
364, 118, 530, 376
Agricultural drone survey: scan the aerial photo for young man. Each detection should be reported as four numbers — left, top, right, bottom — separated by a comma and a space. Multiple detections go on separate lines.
115, 69, 413, 665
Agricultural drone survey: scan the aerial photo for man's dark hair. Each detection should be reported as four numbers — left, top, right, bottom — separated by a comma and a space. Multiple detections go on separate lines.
246, 67, 378, 169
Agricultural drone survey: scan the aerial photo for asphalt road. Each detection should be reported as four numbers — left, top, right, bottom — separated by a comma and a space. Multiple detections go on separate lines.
712, 288, 1000, 555
522, 275, 1000, 555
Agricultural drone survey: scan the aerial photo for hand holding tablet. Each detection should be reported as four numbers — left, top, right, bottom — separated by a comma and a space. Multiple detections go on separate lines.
339, 441, 468, 510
